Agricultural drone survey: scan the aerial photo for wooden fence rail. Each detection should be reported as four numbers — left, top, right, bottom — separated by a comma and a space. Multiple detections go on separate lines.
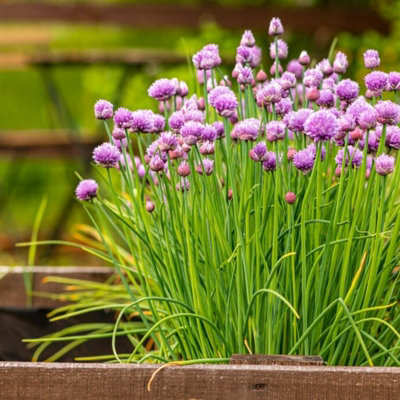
0, 3, 390, 34
0, 362, 399, 399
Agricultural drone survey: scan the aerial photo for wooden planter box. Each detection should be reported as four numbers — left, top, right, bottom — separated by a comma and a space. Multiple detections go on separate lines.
0, 267, 399, 399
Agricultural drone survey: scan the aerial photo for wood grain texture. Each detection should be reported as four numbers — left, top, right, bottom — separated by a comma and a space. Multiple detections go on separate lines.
0, 362, 399, 400
0, 266, 113, 308
230, 354, 324, 365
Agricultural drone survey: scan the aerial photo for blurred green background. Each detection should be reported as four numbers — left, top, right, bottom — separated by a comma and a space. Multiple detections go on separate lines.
1, 0, 399, 266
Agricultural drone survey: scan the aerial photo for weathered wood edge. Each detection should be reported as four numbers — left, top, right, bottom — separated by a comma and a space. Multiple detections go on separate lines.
0, 266, 113, 308
0, 362, 399, 400
230, 353, 324, 365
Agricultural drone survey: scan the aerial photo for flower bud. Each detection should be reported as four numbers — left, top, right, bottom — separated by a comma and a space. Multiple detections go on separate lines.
146, 200, 155, 213
299, 51, 310, 66
350, 127, 364, 141
197, 97, 205, 111
177, 161, 190, 177
256, 69, 268, 83
285, 192, 296, 204
306, 87, 320, 102
287, 147, 297, 162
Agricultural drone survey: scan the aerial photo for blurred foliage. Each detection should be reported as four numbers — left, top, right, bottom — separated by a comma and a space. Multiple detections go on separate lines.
0, 0, 398, 265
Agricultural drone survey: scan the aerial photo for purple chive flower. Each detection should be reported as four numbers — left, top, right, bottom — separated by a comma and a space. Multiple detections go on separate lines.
149, 154, 165, 172
236, 45, 253, 65
287, 59, 303, 79
360, 131, 380, 153
388, 72, 400, 91
182, 95, 199, 111
209, 87, 238, 117
262, 152, 277, 171
131, 110, 154, 133
193, 44, 221, 70
316, 90, 335, 108
280, 71, 296, 90
293, 149, 315, 173
213, 121, 225, 139
114, 107, 133, 129
269, 39, 288, 60
249, 142, 268, 162
232, 118, 260, 141
364, 71, 388, 93
275, 97, 293, 115
266, 120, 286, 142
196, 158, 214, 175
299, 50, 311, 66
75, 179, 98, 201
335, 79, 359, 103
375, 100, 400, 125
113, 138, 128, 150
176, 178, 190, 192
93, 143, 121, 167
176, 81, 189, 97
359, 109, 378, 130
335, 145, 363, 168
249, 46, 262, 68
375, 154, 395, 175
306, 142, 326, 161
153, 114, 166, 133
146, 139, 161, 159
148, 78, 176, 101
257, 81, 282, 105
386, 125, 400, 149
117, 153, 133, 171
169, 145, 184, 160
196, 69, 211, 84
270, 61, 283, 77
346, 96, 373, 124
181, 121, 203, 145
268, 17, 284, 36
201, 124, 217, 142
209, 86, 231, 106
158, 131, 178, 151
240, 30, 256, 47
199, 141, 214, 155
322, 77, 336, 91
317, 59, 333, 76
183, 109, 204, 124
287, 108, 313, 133
333, 51, 348, 74
94, 100, 113, 120
237, 66, 253, 85
232, 62, 243, 79
304, 110, 339, 142
363, 50, 380, 69
169, 111, 185, 132
303, 68, 323, 88
112, 126, 126, 140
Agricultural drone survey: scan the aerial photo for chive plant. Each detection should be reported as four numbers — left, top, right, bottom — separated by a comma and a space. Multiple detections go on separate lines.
25, 18, 400, 366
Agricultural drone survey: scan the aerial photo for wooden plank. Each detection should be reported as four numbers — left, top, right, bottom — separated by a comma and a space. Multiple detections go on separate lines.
0, 266, 113, 308
230, 354, 324, 366
0, 131, 100, 157
29, 49, 186, 66
0, 362, 399, 399
0, 4, 389, 34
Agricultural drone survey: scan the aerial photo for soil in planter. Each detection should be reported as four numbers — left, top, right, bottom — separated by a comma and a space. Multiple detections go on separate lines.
0, 308, 132, 362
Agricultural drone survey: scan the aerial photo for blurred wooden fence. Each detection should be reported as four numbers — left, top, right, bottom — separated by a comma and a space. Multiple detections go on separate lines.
0, 3, 389, 34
